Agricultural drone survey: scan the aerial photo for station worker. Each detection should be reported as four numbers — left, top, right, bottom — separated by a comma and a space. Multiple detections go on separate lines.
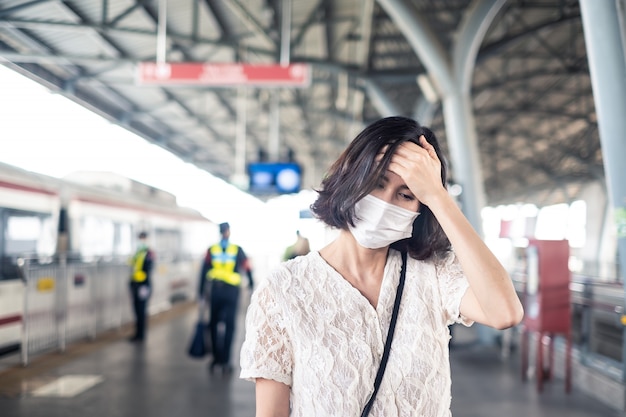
199, 222, 254, 374
129, 231, 154, 342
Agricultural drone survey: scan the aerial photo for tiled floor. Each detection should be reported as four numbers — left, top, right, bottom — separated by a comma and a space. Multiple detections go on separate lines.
0, 302, 622, 417
450, 342, 622, 417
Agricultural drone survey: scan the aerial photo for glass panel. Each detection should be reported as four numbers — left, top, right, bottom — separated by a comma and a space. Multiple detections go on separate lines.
154, 228, 181, 262
5, 215, 41, 255
80, 216, 114, 259
115, 223, 133, 257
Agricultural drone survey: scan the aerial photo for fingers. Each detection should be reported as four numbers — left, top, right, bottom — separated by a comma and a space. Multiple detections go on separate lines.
375, 136, 438, 167
393, 137, 431, 164
418, 135, 439, 160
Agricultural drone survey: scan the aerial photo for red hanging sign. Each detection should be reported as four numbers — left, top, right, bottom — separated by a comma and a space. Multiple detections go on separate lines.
137, 62, 311, 87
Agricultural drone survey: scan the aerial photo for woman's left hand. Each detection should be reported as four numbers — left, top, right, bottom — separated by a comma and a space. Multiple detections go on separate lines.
387, 135, 447, 207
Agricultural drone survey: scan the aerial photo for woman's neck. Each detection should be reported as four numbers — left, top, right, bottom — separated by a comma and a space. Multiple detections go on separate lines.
318, 230, 389, 307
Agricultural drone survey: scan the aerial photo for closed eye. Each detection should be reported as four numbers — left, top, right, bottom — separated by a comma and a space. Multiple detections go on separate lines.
399, 192, 415, 201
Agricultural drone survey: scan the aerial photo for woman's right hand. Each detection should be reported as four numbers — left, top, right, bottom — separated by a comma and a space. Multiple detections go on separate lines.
386, 135, 448, 208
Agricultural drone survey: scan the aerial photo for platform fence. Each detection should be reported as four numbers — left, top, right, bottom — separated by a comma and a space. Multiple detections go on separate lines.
20, 259, 135, 365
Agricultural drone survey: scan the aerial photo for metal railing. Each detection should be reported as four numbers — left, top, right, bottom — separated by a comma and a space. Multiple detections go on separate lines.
20, 259, 134, 365
512, 269, 626, 381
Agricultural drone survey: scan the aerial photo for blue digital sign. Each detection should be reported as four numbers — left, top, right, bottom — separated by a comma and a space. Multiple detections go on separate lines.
247, 162, 302, 194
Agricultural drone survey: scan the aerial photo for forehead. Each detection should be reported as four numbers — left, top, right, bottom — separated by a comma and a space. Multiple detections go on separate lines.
380, 170, 409, 187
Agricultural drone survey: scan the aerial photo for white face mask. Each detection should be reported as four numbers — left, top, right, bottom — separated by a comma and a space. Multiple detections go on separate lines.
348, 194, 420, 249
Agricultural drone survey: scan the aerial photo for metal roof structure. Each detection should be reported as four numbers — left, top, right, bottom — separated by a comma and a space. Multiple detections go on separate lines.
0, 0, 602, 206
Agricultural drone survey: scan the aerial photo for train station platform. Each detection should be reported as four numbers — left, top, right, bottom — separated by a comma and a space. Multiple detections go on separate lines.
0, 301, 622, 417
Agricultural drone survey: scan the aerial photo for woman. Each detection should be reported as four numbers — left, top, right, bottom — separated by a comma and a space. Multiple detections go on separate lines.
240, 116, 524, 416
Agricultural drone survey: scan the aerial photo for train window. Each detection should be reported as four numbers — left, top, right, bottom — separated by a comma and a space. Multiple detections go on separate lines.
80, 216, 115, 260
39, 216, 56, 257
114, 223, 133, 258
1, 210, 55, 280
154, 228, 181, 262
5, 213, 55, 258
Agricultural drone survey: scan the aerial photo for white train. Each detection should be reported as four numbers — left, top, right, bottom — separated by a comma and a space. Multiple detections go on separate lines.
0, 162, 215, 359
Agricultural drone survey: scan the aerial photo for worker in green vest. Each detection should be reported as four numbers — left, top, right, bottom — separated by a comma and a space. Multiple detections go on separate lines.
199, 222, 254, 374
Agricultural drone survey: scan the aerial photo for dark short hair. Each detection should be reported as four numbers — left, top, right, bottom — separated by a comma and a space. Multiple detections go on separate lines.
310, 116, 451, 260
138, 231, 148, 239
219, 222, 230, 234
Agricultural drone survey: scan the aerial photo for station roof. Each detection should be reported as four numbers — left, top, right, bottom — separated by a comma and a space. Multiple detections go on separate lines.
0, 0, 602, 206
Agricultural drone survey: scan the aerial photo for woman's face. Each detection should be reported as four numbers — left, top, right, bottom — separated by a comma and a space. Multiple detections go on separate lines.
369, 170, 421, 213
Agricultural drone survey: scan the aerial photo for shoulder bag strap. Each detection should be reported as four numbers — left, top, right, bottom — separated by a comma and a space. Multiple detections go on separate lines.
360, 251, 408, 417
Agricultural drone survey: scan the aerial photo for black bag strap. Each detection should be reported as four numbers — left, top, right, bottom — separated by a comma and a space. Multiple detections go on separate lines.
360, 251, 408, 417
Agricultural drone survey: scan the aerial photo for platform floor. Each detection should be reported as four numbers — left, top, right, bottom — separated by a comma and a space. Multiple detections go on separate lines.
0, 301, 623, 417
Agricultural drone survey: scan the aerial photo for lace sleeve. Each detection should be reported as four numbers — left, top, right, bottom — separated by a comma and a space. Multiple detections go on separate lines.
239, 272, 293, 386
436, 252, 473, 327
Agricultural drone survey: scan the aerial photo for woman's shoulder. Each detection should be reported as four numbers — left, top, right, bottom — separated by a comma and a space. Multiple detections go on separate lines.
263, 251, 325, 289
282, 250, 322, 270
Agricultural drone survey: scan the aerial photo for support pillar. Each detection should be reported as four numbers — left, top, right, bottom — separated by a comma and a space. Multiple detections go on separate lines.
442, 91, 486, 233
579, 0, 626, 381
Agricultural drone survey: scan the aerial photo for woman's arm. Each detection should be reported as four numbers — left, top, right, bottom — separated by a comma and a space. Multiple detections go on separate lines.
255, 378, 290, 417
429, 192, 523, 329
389, 136, 524, 329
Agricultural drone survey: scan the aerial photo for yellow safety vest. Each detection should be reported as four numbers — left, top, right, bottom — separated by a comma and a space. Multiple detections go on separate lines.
132, 249, 148, 282
207, 243, 242, 286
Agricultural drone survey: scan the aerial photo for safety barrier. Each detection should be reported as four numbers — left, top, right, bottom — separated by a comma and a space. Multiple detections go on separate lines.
20, 259, 135, 365
512, 270, 625, 382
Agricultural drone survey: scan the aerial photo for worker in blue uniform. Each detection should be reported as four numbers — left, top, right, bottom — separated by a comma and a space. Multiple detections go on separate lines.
199, 222, 254, 374
129, 231, 154, 342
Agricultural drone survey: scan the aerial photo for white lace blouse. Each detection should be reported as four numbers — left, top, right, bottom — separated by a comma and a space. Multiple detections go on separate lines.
240, 249, 472, 417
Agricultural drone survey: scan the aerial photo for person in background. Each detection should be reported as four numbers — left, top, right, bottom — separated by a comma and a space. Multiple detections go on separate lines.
240, 116, 524, 416
282, 230, 311, 261
129, 231, 154, 342
199, 222, 254, 374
